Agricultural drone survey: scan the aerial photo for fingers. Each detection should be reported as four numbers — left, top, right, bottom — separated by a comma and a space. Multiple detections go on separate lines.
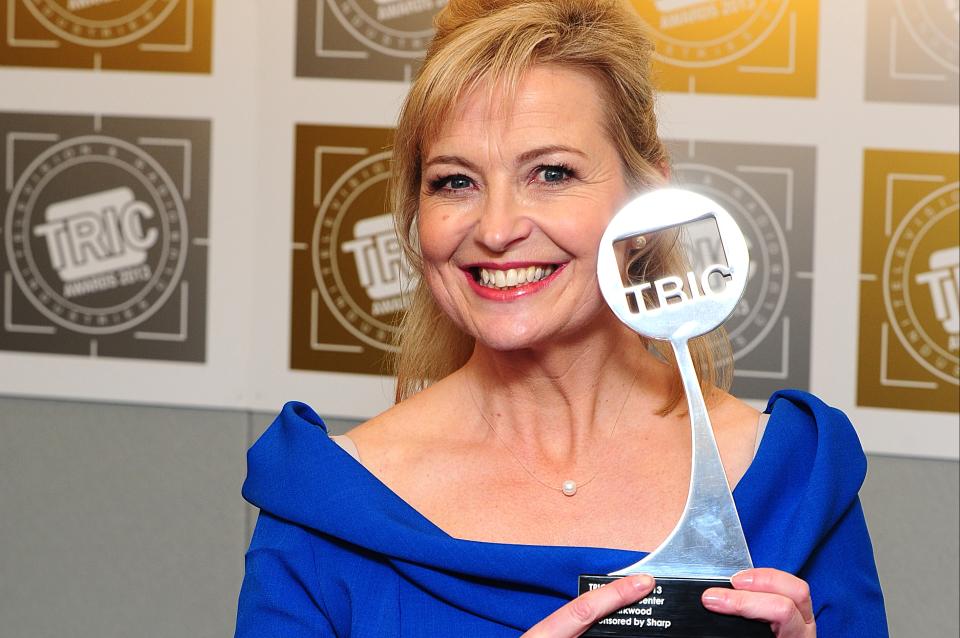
731, 568, 814, 624
701, 569, 816, 637
523, 575, 654, 638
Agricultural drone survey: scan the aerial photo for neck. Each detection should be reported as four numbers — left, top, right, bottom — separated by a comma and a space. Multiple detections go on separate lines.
458, 317, 673, 468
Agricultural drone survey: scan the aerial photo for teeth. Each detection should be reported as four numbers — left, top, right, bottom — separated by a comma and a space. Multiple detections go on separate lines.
477, 265, 557, 289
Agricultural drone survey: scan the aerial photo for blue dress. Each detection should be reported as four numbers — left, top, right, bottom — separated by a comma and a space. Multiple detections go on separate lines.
235, 390, 889, 637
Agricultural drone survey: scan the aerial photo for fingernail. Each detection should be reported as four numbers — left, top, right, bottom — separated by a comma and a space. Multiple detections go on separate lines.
702, 591, 725, 608
630, 575, 653, 591
732, 570, 753, 586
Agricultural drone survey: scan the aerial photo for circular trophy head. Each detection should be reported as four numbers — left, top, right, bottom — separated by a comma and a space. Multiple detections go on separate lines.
597, 188, 749, 342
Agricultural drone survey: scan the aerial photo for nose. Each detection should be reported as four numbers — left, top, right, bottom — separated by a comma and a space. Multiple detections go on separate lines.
475, 184, 532, 253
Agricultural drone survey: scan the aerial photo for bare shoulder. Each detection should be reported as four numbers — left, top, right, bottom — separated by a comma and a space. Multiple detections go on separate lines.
710, 390, 762, 434
707, 390, 763, 486
345, 373, 475, 476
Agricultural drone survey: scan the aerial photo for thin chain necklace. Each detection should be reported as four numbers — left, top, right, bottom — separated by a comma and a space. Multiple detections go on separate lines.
465, 370, 640, 497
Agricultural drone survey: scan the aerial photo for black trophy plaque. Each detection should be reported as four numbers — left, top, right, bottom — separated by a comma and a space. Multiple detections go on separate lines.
577, 576, 772, 637
586, 189, 775, 637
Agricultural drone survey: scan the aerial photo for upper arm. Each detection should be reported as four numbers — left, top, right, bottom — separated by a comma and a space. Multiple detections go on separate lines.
802, 498, 889, 638
235, 511, 337, 638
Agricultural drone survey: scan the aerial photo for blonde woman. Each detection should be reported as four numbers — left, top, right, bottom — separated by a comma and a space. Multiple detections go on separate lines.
236, 1, 887, 636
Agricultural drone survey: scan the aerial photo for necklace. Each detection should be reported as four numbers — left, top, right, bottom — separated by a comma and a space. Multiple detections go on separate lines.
465, 370, 640, 497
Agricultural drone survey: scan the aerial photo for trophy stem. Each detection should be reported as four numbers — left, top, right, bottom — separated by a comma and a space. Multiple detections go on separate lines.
587, 189, 772, 636
609, 339, 753, 579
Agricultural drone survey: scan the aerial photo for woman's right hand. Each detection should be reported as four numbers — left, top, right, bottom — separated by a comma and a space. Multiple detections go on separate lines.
522, 575, 654, 638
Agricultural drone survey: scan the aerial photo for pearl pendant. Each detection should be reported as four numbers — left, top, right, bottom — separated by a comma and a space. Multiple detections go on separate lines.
561, 480, 577, 496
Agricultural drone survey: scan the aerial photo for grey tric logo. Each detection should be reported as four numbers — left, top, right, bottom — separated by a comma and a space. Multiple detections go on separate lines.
297, 0, 447, 81
680, 165, 789, 356
866, 0, 959, 104
894, 0, 959, 72
37, 186, 158, 299
667, 139, 816, 400
1, 114, 209, 361
6, 136, 186, 334
337, 0, 443, 55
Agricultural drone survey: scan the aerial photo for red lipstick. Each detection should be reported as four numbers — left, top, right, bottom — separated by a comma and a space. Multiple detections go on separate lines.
462, 262, 567, 301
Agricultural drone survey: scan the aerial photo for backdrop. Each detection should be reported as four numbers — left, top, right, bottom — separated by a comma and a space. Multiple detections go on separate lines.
0, 0, 957, 463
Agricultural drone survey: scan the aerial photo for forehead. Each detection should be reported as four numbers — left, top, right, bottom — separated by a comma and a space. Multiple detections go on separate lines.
424, 65, 610, 157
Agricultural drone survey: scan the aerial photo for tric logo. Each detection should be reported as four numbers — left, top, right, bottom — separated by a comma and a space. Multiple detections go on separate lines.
34, 187, 158, 296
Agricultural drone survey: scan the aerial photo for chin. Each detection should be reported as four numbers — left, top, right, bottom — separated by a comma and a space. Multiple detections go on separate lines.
470, 322, 552, 353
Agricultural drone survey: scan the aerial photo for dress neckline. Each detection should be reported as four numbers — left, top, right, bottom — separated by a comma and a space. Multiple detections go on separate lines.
322, 403, 780, 555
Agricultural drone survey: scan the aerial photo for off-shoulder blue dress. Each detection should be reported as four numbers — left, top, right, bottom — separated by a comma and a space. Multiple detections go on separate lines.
235, 390, 889, 637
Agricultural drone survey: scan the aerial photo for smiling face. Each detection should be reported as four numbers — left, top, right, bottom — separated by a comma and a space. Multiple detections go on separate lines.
417, 64, 633, 351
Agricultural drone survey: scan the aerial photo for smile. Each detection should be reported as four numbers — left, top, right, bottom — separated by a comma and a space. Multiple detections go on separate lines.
463, 262, 566, 300
475, 265, 558, 289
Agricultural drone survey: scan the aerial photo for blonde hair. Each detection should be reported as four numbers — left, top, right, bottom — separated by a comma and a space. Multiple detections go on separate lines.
390, 0, 733, 409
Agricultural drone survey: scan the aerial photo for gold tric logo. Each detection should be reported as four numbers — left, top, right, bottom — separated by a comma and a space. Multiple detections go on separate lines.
629, 0, 818, 96
912, 246, 959, 353
338, 209, 414, 320
312, 151, 415, 352
883, 184, 959, 383
1, 0, 212, 73
290, 125, 415, 376
859, 149, 959, 413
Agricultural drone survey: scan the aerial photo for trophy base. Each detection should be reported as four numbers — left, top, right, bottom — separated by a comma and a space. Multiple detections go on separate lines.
578, 575, 774, 637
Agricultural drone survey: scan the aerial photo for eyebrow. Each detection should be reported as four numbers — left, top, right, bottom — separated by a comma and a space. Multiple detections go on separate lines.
422, 154, 481, 173
422, 145, 587, 172
516, 145, 587, 165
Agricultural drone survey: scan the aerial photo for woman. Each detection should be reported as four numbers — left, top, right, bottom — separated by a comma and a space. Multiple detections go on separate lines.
236, 1, 887, 636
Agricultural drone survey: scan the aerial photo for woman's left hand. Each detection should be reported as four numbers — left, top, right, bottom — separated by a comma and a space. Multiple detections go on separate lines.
701, 568, 816, 637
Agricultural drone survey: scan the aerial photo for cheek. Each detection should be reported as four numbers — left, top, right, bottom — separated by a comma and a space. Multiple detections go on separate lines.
422, 265, 448, 304
417, 208, 463, 267
551, 210, 609, 261
421, 253, 471, 331
416, 209, 470, 316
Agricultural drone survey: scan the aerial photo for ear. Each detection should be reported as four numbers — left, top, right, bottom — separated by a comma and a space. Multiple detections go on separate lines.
658, 160, 671, 182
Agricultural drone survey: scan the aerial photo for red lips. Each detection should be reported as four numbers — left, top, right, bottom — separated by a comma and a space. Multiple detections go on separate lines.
462, 262, 567, 301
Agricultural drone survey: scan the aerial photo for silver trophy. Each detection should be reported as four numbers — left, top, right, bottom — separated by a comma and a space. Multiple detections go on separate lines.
579, 189, 773, 637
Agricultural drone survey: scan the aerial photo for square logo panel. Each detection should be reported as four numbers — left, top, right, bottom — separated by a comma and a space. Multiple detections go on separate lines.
628, 0, 818, 96
291, 124, 412, 375
866, 0, 959, 104
1, 112, 209, 361
666, 139, 816, 399
858, 150, 959, 412
0, 0, 212, 73
296, 0, 445, 81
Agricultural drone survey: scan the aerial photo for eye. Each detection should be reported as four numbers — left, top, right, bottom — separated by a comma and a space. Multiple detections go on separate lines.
447, 175, 473, 189
535, 164, 575, 184
427, 173, 475, 193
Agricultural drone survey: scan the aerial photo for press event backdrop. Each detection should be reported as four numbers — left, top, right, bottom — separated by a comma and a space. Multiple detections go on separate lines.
0, 1, 957, 637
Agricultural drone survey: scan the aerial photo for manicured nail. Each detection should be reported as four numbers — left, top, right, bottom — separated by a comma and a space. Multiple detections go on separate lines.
732, 570, 753, 586
702, 591, 726, 608
630, 575, 653, 591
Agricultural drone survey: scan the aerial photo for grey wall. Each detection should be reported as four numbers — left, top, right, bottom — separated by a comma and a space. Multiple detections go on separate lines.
860, 455, 960, 637
0, 397, 250, 638
1, 395, 956, 637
